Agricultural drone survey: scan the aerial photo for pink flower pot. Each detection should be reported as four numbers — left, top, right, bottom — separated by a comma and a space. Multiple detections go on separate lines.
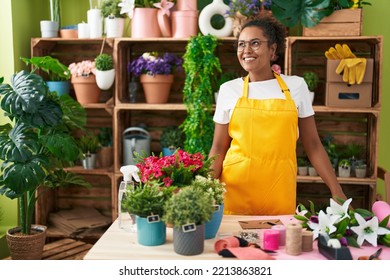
176, 0, 197, 11
171, 10, 198, 38
131, 8, 162, 38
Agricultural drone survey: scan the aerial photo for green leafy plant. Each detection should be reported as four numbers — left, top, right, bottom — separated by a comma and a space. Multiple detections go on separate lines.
101, 0, 127, 18
160, 126, 185, 149
338, 158, 351, 168
98, 127, 113, 147
162, 186, 214, 228
191, 175, 226, 206
50, 0, 61, 24
78, 131, 101, 155
121, 182, 175, 218
21, 56, 71, 81
95, 53, 114, 71
297, 157, 309, 167
181, 34, 221, 155
303, 71, 319, 91
0, 68, 88, 235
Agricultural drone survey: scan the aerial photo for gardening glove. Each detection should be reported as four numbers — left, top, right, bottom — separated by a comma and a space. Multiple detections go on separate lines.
325, 44, 366, 85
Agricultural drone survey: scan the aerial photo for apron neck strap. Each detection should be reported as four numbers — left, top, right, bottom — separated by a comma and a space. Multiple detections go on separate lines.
243, 72, 293, 100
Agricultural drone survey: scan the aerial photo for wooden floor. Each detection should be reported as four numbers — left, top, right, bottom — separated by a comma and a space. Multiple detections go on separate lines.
4, 238, 93, 260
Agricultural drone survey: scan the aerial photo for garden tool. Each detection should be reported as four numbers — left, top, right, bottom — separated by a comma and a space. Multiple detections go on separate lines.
325, 43, 366, 85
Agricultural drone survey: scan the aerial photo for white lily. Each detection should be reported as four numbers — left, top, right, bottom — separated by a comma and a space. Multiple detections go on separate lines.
295, 205, 308, 217
351, 213, 390, 247
326, 198, 352, 223
308, 210, 338, 240
119, 0, 135, 19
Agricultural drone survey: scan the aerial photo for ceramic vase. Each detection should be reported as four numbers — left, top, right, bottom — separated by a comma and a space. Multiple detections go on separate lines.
171, 10, 198, 38
173, 224, 204, 255
140, 74, 173, 104
105, 17, 125, 38
136, 216, 166, 246
205, 204, 224, 239
131, 8, 161, 38
71, 75, 101, 105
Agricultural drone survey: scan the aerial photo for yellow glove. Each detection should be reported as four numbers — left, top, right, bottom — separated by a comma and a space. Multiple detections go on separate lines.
342, 58, 367, 85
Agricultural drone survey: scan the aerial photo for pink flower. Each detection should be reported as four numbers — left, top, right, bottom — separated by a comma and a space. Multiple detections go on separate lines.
68, 60, 96, 77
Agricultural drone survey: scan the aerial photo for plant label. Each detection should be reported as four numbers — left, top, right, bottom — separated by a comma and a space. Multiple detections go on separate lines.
147, 215, 160, 223
182, 223, 196, 233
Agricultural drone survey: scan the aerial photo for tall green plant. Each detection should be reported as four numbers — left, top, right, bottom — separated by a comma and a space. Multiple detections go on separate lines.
0, 68, 88, 235
181, 34, 221, 155
50, 0, 61, 25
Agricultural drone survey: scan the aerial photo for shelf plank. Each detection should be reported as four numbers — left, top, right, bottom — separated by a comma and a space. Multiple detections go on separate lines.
65, 166, 113, 176
297, 175, 376, 185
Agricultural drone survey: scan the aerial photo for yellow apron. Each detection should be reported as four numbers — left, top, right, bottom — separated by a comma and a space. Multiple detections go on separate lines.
221, 73, 298, 215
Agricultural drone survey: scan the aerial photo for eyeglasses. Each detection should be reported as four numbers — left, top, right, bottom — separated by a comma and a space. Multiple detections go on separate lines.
234, 39, 268, 52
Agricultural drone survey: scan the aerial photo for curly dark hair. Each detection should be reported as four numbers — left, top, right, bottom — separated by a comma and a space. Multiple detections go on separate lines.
238, 14, 287, 60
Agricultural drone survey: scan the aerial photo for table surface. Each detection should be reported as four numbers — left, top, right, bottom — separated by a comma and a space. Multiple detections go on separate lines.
83, 214, 389, 260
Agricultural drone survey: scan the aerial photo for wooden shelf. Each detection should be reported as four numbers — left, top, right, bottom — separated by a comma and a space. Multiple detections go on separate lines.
116, 103, 187, 111
65, 166, 114, 176
297, 175, 376, 185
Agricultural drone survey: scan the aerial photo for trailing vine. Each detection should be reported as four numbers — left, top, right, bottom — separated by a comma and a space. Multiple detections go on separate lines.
181, 34, 221, 155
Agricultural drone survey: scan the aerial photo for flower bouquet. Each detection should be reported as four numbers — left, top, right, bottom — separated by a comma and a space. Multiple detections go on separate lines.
68, 60, 100, 104
136, 149, 213, 188
127, 52, 182, 103
128, 52, 182, 77
295, 198, 390, 248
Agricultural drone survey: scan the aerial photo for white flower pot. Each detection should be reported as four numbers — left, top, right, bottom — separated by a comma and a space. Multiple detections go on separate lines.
308, 166, 318, 176
338, 166, 351, 178
105, 17, 125, 38
298, 166, 308, 176
40, 20, 59, 38
96, 69, 115, 90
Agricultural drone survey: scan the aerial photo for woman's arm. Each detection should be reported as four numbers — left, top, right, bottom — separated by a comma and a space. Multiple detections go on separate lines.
208, 123, 231, 179
298, 116, 348, 201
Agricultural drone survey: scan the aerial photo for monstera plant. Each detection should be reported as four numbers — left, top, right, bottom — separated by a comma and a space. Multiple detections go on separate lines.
271, 0, 334, 28
0, 69, 88, 237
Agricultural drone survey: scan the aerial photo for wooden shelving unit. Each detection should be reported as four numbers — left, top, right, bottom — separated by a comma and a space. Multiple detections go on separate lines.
33, 35, 383, 238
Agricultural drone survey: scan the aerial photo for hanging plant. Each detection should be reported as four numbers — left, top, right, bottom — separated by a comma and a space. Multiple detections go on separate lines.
181, 34, 221, 155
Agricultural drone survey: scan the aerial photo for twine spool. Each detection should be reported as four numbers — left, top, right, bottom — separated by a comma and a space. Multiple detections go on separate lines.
285, 223, 302, 255
301, 230, 313, 252
271, 224, 286, 246
263, 229, 279, 251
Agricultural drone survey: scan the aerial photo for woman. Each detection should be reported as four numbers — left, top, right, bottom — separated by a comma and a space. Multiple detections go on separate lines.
209, 16, 347, 215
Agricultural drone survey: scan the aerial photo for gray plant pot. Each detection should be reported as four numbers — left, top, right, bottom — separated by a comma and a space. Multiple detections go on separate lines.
40, 20, 59, 38
173, 224, 204, 256
82, 153, 97, 169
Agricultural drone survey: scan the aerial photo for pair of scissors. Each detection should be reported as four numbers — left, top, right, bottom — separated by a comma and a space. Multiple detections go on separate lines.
358, 248, 382, 260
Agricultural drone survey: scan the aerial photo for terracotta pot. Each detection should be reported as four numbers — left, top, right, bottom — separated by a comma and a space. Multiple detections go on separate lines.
97, 146, 113, 168
60, 29, 78, 38
71, 75, 101, 105
131, 8, 161, 38
171, 10, 198, 38
140, 74, 174, 104
6, 225, 47, 260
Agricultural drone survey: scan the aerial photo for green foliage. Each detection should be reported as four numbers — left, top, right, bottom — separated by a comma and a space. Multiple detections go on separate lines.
181, 34, 221, 155
338, 158, 351, 168
162, 186, 214, 228
297, 157, 309, 167
78, 131, 101, 154
98, 127, 113, 147
21, 56, 71, 81
342, 143, 364, 159
95, 53, 114, 71
191, 175, 226, 205
0, 69, 87, 234
101, 0, 127, 18
160, 126, 185, 149
271, 0, 333, 28
50, 0, 61, 24
303, 71, 319, 91
122, 182, 175, 218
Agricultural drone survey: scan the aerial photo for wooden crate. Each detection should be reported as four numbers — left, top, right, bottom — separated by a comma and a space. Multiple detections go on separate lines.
113, 38, 244, 105
285, 36, 383, 107
302, 9, 362, 37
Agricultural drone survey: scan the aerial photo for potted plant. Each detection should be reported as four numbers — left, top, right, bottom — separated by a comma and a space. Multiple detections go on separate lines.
226, 0, 263, 37
40, 0, 61, 38
297, 157, 309, 176
121, 181, 175, 246
0, 68, 87, 259
182, 34, 221, 155
338, 159, 351, 178
21, 56, 71, 96
343, 143, 365, 176
127, 52, 182, 104
101, 0, 127, 38
78, 130, 101, 169
160, 126, 185, 156
97, 127, 113, 168
162, 185, 214, 255
191, 175, 226, 239
95, 53, 115, 90
355, 162, 367, 178
130, 0, 164, 38
303, 71, 319, 104
68, 60, 101, 105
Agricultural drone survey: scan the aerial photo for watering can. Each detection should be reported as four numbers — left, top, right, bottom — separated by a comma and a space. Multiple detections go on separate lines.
123, 127, 151, 165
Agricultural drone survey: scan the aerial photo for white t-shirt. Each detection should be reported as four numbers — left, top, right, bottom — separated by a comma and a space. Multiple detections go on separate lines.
213, 74, 315, 124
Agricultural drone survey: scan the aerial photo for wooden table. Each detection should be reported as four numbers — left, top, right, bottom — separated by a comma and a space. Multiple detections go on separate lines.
83, 214, 389, 260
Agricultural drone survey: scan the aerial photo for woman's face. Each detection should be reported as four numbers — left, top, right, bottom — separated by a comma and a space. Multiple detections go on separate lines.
236, 26, 276, 78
